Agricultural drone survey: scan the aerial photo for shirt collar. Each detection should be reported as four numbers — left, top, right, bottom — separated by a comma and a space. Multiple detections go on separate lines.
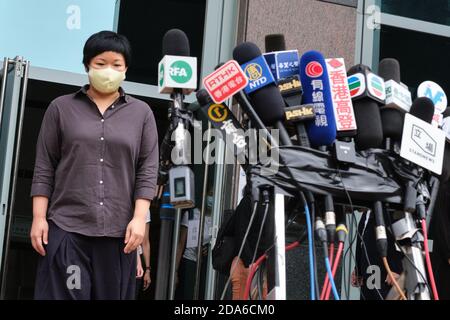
77, 84, 129, 103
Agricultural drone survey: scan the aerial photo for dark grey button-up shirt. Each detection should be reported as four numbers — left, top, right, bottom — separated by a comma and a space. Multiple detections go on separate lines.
30, 85, 159, 237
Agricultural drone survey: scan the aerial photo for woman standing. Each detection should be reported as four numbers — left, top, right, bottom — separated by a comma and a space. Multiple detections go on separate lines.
29, 31, 159, 300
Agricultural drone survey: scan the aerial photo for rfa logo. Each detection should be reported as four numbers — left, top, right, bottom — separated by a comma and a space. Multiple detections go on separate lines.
159, 64, 165, 87
169, 61, 193, 84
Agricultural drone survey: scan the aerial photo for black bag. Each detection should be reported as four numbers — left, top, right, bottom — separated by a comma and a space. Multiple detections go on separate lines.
212, 209, 237, 275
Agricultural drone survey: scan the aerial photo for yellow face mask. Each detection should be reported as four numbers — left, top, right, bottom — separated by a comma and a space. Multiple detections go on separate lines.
88, 67, 126, 94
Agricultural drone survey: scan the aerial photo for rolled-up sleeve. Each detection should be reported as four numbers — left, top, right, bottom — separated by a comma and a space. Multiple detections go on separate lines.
30, 102, 61, 198
134, 108, 159, 201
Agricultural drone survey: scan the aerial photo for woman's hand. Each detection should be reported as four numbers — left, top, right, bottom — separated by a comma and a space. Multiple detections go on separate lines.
143, 269, 151, 290
124, 216, 146, 254
30, 217, 48, 256
385, 271, 400, 286
136, 257, 144, 278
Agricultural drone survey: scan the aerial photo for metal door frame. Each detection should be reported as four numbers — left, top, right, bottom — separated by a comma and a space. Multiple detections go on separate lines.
0, 57, 30, 299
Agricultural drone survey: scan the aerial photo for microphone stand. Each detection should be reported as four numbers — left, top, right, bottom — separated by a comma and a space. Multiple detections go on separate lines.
155, 104, 177, 300
168, 90, 192, 300
391, 210, 430, 300
390, 162, 431, 300
156, 89, 195, 300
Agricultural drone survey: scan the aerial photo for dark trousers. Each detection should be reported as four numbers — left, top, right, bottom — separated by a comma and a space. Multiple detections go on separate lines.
175, 257, 207, 300
34, 221, 136, 300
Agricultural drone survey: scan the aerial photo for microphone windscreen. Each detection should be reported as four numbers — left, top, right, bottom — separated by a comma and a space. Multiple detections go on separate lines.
233, 42, 261, 65
232, 42, 286, 126
410, 97, 435, 124
378, 58, 401, 83
248, 85, 287, 125
347, 63, 383, 149
196, 89, 212, 107
381, 108, 404, 141
265, 34, 286, 52
162, 29, 190, 56
300, 50, 337, 146
215, 62, 225, 70
353, 100, 384, 150
347, 64, 370, 75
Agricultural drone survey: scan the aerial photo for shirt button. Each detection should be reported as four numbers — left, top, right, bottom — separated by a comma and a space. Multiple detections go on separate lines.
100, 158, 104, 162
111, 105, 115, 109
100, 137, 104, 141
100, 202, 104, 206
101, 119, 105, 123
100, 180, 103, 184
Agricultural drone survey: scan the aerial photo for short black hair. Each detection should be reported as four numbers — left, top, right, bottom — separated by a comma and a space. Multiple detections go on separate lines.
83, 31, 132, 70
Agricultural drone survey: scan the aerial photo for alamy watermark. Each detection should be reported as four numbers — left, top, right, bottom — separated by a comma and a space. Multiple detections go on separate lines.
169, 120, 281, 176
66, 265, 81, 290
366, 4, 381, 30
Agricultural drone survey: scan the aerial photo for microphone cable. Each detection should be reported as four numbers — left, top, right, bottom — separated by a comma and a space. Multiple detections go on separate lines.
315, 217, 340, 300
320, 242, 335, 300
244, 240, 302, 300
304, 202, 317, 300
324, 251, 340, 300
242, 207, 309, 300
421, 218, 439, 300
329, 243, 335, 274
382, 257, 406, 300
322, 223, 347, 300
337, 168, 385, 300
246, 191, 271, 298
308, 196, 321, 300
373, 201, 407, 300
384, 211, 433, 298
325, 240, 345, 300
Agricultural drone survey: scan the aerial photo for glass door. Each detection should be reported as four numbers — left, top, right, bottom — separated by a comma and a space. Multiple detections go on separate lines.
0, 56, 30, 298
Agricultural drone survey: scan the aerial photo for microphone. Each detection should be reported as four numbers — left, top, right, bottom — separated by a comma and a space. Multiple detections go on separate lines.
265, 34, 286, 53
373, 201, 388, 258
159, 29, 196, 208
264, 35, 302, 105
159, 29, 197, 95
379, 58, 412, 113
417, 81, 448, 128
400, 97, 436, 213
299, 50, 337, 147
347, 64, 384, 150
299, 51, 341, 235
264, 34, 314, 147
195, 89, 248, 165
233, 42, 292, 146
410, 97, 435, 124
378, 58, 408, 151
325, 58, 357, 139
